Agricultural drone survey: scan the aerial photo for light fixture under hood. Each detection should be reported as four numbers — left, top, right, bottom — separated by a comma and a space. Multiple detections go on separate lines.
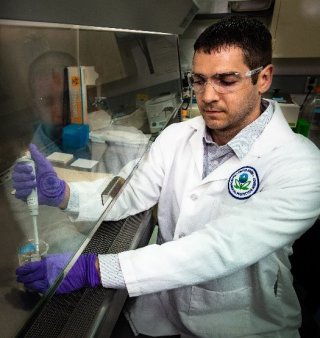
196, 0, 274, 14
230, 0, 274, 12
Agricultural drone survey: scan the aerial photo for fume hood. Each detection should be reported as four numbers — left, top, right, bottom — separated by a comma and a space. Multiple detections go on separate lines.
1, 0, 199, 34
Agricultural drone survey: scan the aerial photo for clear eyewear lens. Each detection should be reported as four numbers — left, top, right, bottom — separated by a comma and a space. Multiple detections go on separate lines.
189, 66, 263, 94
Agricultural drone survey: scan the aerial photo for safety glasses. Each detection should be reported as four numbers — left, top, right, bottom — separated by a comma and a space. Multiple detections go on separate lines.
188, 66, 263, 94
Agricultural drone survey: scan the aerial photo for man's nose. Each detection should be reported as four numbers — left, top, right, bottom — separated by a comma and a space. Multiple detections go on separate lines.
51, 100, 63, 123
201, 81, 220, 103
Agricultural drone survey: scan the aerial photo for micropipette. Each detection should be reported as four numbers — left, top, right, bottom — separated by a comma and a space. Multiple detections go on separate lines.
17, 154, 40, 253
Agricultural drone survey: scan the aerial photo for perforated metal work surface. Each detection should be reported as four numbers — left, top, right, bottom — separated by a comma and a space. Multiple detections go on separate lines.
17, 211, 153, 338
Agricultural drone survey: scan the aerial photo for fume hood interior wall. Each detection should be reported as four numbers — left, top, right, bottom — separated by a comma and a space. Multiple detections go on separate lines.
99, 34, 182, 117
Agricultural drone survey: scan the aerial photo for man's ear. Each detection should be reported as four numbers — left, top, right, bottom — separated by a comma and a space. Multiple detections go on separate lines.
258, 64, 274, 94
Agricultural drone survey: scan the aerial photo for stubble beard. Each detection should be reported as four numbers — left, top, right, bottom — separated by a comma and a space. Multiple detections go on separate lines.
202, 96, 259, 143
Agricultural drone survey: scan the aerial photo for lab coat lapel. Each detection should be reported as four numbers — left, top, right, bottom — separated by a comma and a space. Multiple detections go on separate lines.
203, 156, 241, 183
188, 117, 206, 177
188, 117, 246, 183
250, 101, 295, 157
202, 102, 293, 182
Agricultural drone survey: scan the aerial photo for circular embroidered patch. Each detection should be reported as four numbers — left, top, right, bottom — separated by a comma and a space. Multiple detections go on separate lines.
228, 166, 259, 200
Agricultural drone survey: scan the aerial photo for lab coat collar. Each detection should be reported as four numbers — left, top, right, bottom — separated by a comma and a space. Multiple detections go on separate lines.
186, 117, 239, 181
186, 116, 206, 177
249, 100, 296, 157
185, 99, 295, 182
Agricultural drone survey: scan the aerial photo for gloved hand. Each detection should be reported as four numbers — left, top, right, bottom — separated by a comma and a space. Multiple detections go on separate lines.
16, 253, 100, 294
12, 144, 66, 206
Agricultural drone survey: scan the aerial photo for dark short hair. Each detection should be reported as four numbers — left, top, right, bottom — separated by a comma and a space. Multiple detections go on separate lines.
193, 16, 272, 82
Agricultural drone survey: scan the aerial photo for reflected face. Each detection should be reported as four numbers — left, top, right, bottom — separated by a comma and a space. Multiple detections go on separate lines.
192, 47, 262, 144
29, 52, 76, 143
32, 71, 65, 141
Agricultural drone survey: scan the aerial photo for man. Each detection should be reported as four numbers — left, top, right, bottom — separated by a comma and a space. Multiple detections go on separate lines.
13, 16, 320, 337
28, 51, 92, 158
29, 51, 146, 173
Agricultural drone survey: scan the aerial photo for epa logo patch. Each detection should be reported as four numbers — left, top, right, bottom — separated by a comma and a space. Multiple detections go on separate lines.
228, 166, 259, 200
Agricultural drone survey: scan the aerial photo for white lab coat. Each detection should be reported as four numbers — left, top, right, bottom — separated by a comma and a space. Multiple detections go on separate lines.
72, 100, 320, 337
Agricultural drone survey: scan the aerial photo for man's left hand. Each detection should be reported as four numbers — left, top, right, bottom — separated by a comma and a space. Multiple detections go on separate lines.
16, 253, 101, 294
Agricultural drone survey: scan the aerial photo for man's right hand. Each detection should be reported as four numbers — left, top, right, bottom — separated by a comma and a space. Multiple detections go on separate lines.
12, 144, 67, 207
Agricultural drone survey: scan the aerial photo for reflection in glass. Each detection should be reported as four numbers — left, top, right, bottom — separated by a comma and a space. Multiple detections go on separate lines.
0, 20, 181, 336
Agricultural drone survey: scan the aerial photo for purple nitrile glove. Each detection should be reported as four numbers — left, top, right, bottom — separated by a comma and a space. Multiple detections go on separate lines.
12, 143, 66, 207
16, 253, 100, 294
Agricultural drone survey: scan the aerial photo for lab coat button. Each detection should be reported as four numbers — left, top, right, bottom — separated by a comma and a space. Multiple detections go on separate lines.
190, 194, 198, 201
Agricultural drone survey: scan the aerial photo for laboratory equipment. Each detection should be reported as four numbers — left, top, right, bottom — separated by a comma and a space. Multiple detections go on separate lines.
16, 155, 40, 254
18, 239, 49, 265
145, 93, 179, 133
279, 102, 299, 129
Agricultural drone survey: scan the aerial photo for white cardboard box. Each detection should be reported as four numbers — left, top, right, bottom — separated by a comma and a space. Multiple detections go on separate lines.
279, 102, 300, 128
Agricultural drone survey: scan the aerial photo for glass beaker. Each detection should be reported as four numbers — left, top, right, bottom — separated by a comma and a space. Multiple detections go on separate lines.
18, 239, 49, 266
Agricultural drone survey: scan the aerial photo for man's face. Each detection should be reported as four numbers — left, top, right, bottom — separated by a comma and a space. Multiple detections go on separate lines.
32, 71, 65, 141
192, 46, 262, 145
